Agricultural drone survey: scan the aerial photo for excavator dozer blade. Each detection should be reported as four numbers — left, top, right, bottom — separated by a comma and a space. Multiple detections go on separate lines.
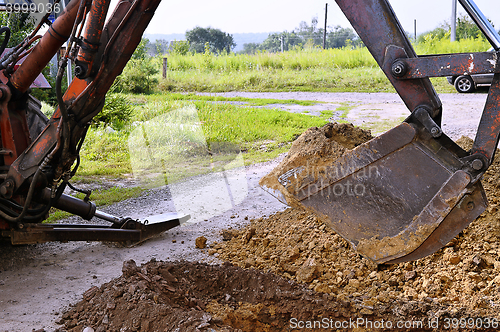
261, 122, 487, 264
5, 213, 190, 245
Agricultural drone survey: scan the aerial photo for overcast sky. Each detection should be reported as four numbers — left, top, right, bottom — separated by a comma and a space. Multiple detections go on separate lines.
143, 0, 500, 37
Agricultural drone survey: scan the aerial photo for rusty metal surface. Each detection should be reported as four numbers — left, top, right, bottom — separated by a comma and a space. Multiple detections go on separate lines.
280, 123, 416, 201
0, 86, 15, 165
386, 182, 487, 264
7, 0, 161, 191
7, 98, 34, 157
259, 0, 499, 263
75, 0, 112, 78
9, 0, 80, 93
7, 225, 142, 244
354, 170, 471, 263
5, 213, 188, 245
471, 73, 500, 164
0, 0, 170, 247
4, 0, 85, 188
393, 52, 500, 79
335, 0, 442, 118
273, 120, 490, 263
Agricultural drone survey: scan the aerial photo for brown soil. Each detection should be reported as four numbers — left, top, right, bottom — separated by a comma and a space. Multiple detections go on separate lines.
56, 127, 500, 331
211, 135, 500, 319
259, 122, 372, 207
58, 260, 480, 332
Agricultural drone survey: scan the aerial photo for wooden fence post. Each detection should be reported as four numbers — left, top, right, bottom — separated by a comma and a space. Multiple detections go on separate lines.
163, 58, 168, 78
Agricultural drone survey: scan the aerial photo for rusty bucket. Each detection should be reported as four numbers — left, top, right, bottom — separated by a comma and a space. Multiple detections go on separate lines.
261, 121, 487, 264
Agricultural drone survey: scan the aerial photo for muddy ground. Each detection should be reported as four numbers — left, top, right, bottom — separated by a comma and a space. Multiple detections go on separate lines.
0, 92, 495, 331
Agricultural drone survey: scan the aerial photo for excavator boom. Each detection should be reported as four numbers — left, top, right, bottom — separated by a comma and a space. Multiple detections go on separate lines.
0, 0, 188, 244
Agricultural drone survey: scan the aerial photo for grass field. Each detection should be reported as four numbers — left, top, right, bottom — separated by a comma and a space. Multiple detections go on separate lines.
155, 36, 491, 93
76, 94, 330, 184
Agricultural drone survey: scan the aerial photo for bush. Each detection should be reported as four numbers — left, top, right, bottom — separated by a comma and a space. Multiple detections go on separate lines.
92, 93, 133, 130
114, 58, 159, 94
170, 40, 190, 56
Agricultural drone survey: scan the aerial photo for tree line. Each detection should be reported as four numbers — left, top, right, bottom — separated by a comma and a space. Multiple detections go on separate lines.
417, 13, 496, 43
145, 17, 362, 56
135, 13, 499, 57
241, 18, 361, 54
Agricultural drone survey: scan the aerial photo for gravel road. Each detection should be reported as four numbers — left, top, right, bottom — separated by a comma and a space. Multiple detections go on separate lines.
0, 92, 491, 331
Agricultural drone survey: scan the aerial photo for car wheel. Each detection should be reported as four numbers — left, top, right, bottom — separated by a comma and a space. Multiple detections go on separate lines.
454, 75, 475, 93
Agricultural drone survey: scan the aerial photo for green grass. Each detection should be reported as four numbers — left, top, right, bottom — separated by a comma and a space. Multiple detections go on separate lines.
160, 67, 391, 93
162, 92, 318, 106
335, 103, 356, 121
77, 94, 328, 185
164, 47, 376, 72
154, 36, 491, 93
129, 96, 326, 142
320, 110, 335, 120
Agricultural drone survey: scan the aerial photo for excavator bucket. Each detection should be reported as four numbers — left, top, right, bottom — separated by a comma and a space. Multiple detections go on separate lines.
261, 120, 487, 264
260, 0, 497, 263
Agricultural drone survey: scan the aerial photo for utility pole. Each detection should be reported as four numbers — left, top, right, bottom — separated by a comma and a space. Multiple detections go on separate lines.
280, 35, 284, 53
323, 3, 328, 49
451, 0, 457, 41
414, 19, 417, 40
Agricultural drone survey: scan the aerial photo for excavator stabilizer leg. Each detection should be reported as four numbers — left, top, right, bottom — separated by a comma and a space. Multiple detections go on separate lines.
4, 213, 190, 245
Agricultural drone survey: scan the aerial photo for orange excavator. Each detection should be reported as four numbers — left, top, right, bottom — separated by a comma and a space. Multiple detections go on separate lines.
0, 0, 188, 245
262, 0, 500, 264
0, 0, 498, 266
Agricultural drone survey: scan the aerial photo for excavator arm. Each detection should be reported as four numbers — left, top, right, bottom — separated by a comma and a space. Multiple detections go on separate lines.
262, 0, 500, 263
0, 0, 188, 244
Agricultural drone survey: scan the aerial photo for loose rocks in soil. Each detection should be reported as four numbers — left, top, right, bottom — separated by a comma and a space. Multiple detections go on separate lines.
58, 126, 500, 331
58, 260, 477, 332
210, 135, 500, 322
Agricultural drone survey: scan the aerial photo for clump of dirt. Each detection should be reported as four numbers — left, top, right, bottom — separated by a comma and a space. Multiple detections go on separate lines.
211, 135, 500, 319
195, 236, 207, 249
259, 123, 372, 207
57, 260, 475, 332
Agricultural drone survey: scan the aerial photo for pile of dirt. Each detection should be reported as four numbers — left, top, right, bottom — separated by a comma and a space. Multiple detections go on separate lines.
211, 135, 500, 319
57, 260, 475, 332
56, 126, 500, 331
259, 123, 372, 207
